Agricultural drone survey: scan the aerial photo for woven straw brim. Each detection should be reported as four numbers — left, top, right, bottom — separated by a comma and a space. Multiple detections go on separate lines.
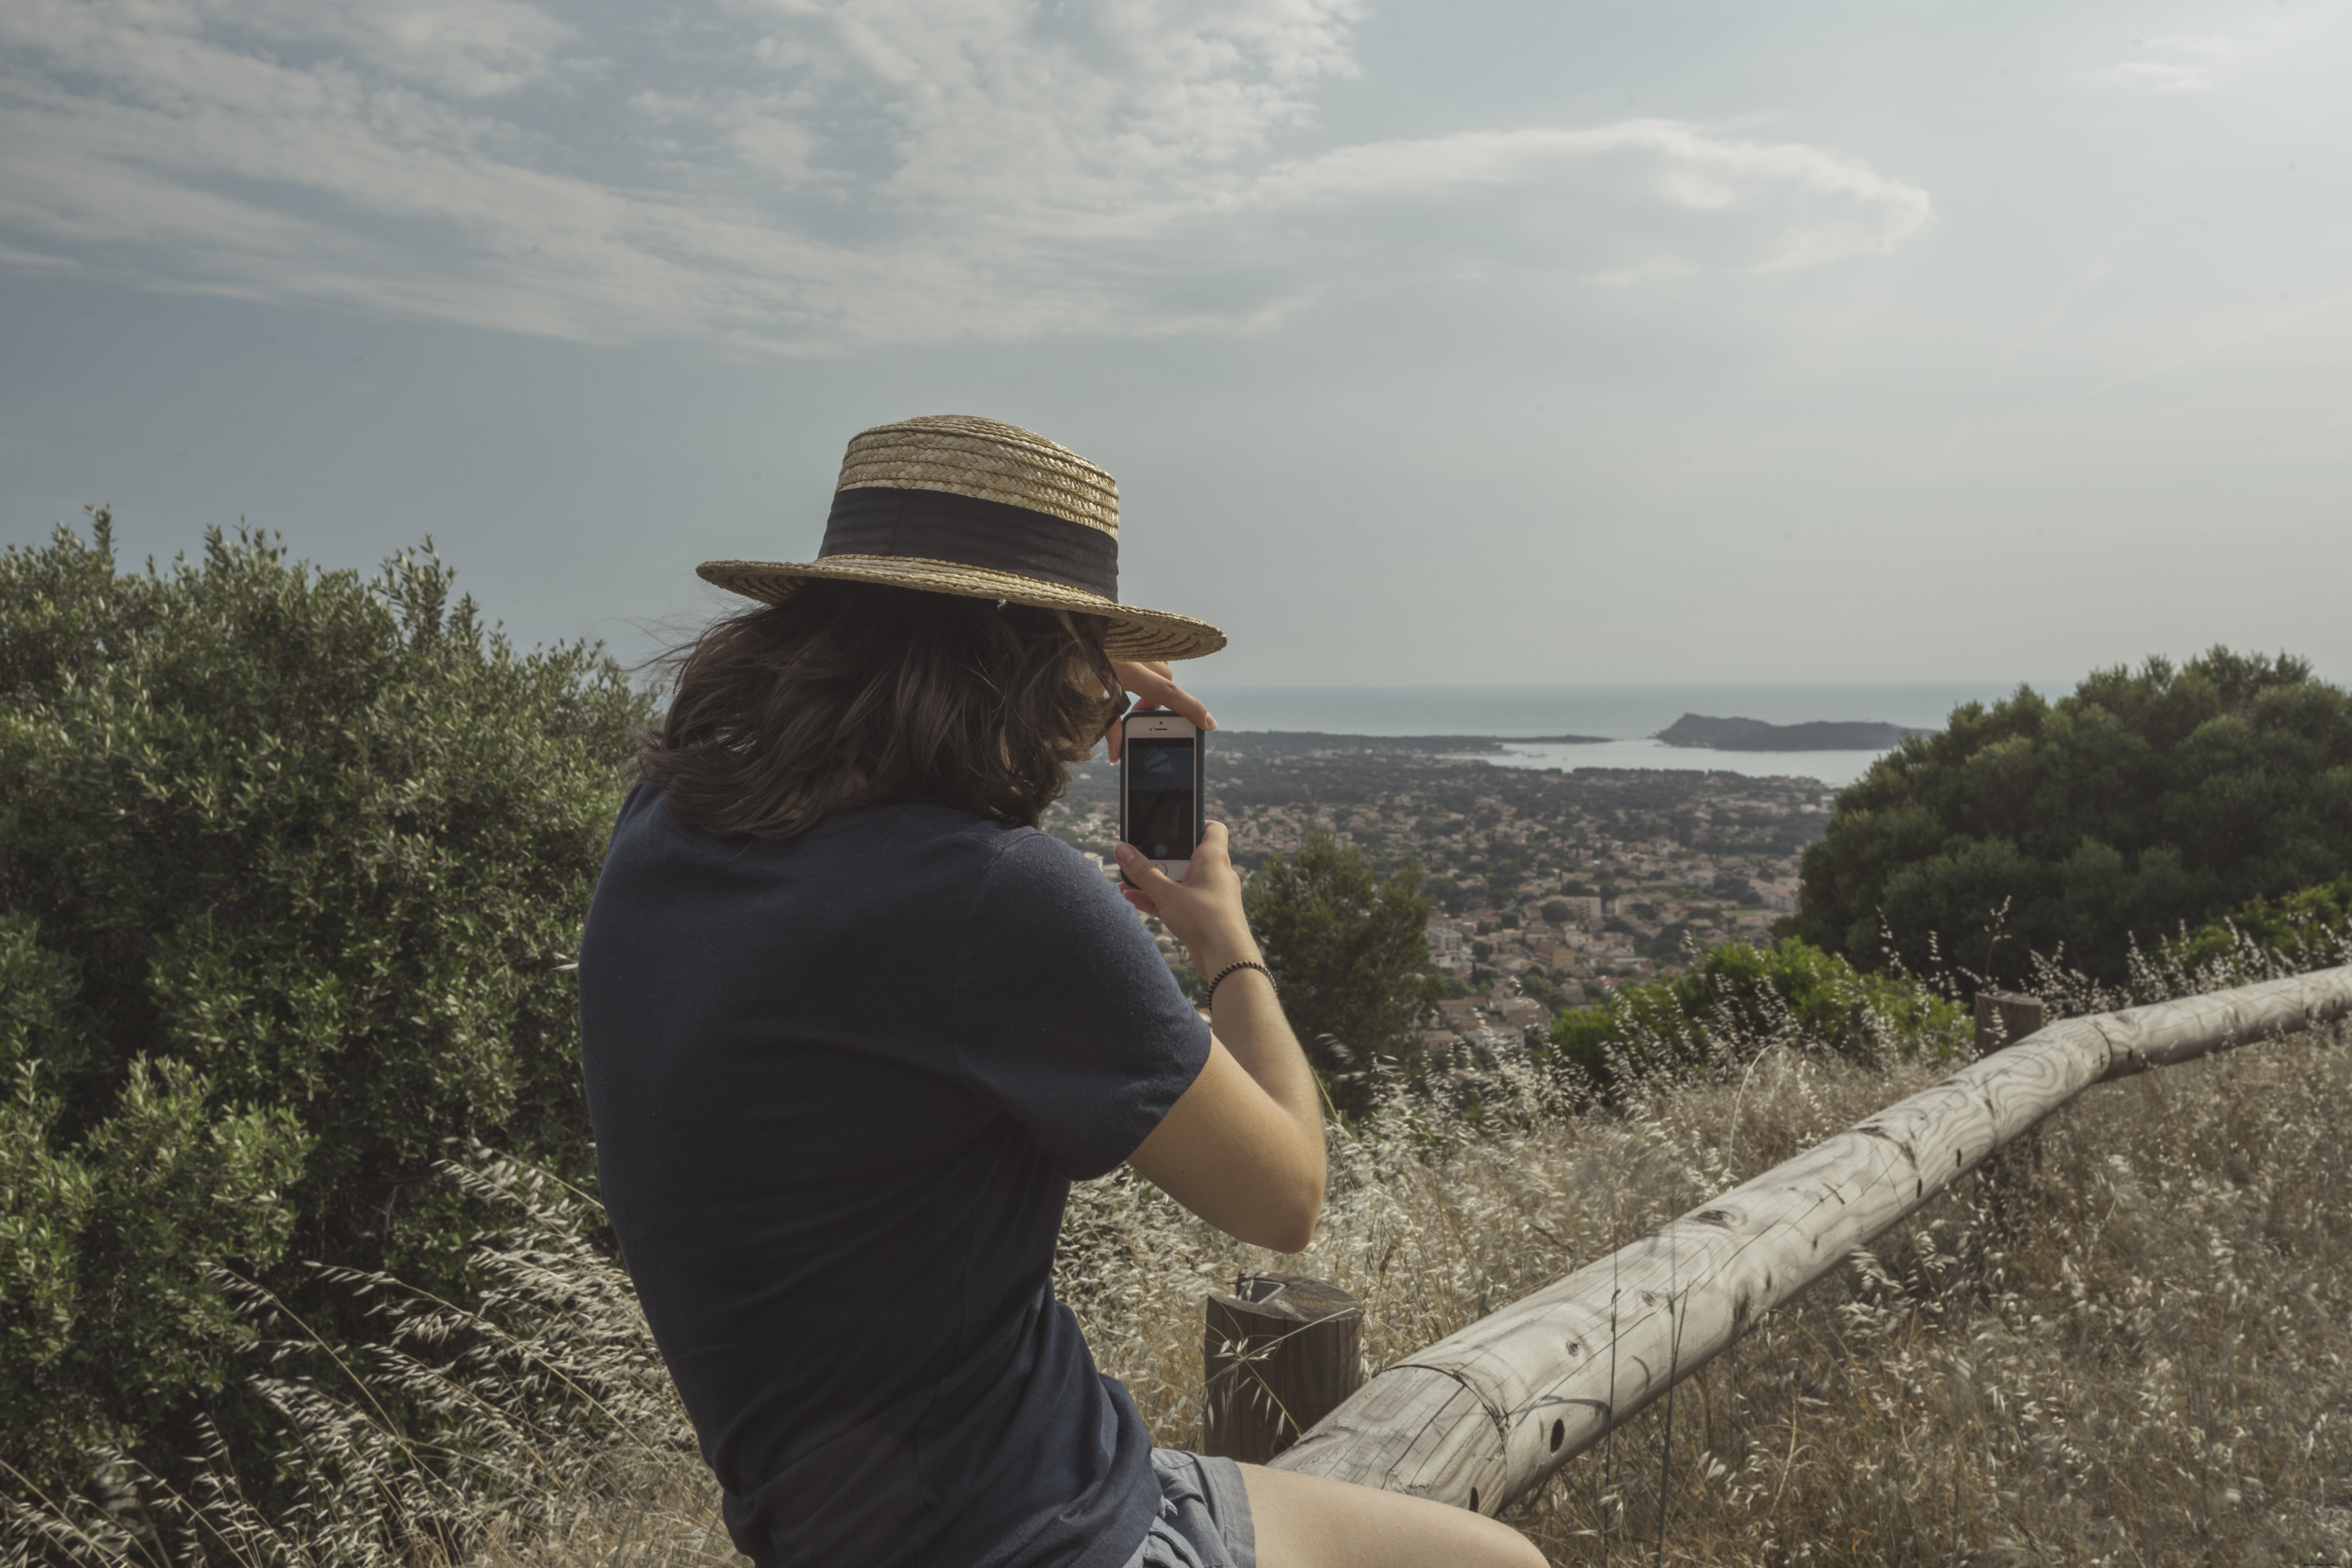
696, 556, 1226, 663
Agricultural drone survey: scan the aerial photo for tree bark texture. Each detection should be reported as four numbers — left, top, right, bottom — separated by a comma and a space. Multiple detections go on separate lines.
1268, 966, 2352, 1515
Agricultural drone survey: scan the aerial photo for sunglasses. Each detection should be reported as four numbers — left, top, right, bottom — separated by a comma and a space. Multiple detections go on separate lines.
1095, 661, 1135, 745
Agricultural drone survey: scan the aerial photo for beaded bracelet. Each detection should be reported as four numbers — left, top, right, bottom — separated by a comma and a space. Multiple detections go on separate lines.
1204, 959, 1276, 1005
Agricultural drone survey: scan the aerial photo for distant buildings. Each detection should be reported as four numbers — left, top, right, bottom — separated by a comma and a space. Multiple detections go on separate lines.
1436, 998, 1485, 1032
1493, 996, 1548, 1032
1043, 738, 1827, 1027
1425, 992, 1550, 1049
1553, 894, 1606, 927
1424, 917, 1475, 977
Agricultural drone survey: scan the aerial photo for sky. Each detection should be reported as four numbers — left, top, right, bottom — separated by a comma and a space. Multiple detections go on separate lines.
3, 0, 2347, 691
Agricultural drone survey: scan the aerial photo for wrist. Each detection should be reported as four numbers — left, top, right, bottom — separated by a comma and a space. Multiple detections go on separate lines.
1186, 930, 1262, 978
1202, 956, 1275, 1007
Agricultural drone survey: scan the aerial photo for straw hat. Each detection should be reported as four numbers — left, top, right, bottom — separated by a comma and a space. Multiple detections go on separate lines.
697, 415, 1225, 662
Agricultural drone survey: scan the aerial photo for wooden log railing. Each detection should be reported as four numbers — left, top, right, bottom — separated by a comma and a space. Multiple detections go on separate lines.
1263, 966, 2352, 1517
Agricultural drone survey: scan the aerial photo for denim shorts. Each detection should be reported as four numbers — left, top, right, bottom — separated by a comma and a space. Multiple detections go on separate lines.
1118, 1449, 1256, 1568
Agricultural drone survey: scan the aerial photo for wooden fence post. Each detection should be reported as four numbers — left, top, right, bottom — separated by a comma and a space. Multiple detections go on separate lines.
1974, 990, 2046, 1055
1203, 1273, 1364, 1463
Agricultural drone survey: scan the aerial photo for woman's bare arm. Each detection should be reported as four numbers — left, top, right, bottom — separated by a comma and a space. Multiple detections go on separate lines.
1119, 825, 1326, 1252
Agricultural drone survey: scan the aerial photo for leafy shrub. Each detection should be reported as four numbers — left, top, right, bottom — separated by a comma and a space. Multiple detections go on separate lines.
2161, 873, 2352, 977
0, 514, 649, 1507
1547, 937, 1967, 1091
1787, 648, 2352, 987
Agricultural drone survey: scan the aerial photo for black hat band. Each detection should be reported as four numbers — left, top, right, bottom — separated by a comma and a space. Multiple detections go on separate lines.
819, 486, 1118, 600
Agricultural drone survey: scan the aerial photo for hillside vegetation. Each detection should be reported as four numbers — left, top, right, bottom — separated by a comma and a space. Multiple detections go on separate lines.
1544, 935, 1969, 1093
1789, 649, 2352, 989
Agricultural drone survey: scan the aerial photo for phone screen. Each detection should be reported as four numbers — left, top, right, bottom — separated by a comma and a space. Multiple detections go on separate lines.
1125, 737, 1198, 862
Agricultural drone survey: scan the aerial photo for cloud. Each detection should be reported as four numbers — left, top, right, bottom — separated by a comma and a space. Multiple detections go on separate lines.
2089, 34, 2242, 93
1241, 121, 1934, 281
0, 0, 1933, 351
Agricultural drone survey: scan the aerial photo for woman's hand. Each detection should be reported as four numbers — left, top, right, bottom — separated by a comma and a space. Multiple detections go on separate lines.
1105, 659, 1214, 763
1114, 823, 1258, 977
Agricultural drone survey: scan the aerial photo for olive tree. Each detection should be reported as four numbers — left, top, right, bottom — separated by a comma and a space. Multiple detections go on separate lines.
1245, 830, 1439, 1116
0, 511, 652, 1504
1788, 649, 2352, 987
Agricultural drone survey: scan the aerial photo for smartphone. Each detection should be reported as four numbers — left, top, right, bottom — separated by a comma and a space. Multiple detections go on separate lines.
1119, 710, 1205, 882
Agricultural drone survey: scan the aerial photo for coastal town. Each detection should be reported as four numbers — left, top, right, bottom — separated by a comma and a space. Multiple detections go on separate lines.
1044, 731, 1838, 1049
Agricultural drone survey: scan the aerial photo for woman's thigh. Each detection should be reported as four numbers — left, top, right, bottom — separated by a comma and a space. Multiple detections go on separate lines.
1238, 1464, 1548, 1568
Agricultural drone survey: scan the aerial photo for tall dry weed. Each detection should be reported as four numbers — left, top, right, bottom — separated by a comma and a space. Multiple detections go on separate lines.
1, 1161, 731, 1568
10, 937, 2349, 1567
1062, 1023, 2352, 1565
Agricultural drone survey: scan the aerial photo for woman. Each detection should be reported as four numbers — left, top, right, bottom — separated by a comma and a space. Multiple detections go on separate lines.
578, 416, 1542, 1568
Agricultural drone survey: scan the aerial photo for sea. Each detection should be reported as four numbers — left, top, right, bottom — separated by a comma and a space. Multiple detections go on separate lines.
1187, 682, 2055, 789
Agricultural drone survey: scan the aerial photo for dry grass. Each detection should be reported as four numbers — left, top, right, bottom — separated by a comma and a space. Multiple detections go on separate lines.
12, 951, 2351, 1567
0, 1163, 737, 1568
1066, 1024, 2352, 1566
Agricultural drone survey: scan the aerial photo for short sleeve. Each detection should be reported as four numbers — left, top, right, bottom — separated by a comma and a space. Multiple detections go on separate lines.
954, 832, 1213, 1180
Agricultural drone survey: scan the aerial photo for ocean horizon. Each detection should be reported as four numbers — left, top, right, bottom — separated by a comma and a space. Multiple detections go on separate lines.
1184, 682, 2061, 789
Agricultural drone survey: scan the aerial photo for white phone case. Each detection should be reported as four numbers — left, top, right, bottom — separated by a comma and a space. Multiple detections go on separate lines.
1121, 711, 1201, 882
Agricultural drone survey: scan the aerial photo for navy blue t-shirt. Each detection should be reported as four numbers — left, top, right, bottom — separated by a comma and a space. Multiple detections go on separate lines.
576, 788, 1212, 1568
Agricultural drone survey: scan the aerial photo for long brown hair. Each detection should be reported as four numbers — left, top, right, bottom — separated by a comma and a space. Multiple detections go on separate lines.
639, 578, 1115, 840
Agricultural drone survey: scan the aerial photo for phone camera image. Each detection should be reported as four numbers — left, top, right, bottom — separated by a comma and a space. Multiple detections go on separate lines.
1127, 738, 1197, 861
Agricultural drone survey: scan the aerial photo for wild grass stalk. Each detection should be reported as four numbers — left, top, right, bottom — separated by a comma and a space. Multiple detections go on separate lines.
9, 931, 2349, 1567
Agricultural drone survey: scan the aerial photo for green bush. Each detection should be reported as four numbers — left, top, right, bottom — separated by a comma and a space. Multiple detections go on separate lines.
1547, 937, 1967, 1091
1787, 649, 2352, 987
2160, 874, 2352, 977
1245, 830, 1439, 1116
0, 513, 650, 1505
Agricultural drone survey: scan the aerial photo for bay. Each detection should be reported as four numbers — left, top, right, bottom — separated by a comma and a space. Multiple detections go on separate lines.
1461, 738, 1893, 787
1188, 682, 2058, 789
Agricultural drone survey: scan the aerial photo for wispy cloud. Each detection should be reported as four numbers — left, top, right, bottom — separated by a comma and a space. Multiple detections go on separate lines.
1244, 121, 1932, 282
2088, 34, 2242, 93
0, 0, 1933, 351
